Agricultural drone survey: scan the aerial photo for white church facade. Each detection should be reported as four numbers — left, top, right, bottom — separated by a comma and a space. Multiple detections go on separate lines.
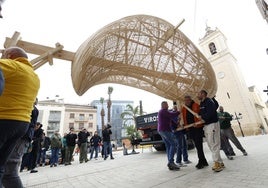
199, 27, 268, 136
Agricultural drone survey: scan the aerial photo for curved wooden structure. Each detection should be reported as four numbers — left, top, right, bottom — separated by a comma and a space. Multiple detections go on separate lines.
3, 15, 217, 102
72, 15, 217, 102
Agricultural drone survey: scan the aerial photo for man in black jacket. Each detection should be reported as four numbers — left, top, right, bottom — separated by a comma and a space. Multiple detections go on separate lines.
65, 127, 77, 165
78, 128, 90, 163
102, 125, 114, 160
29, 122, 44, 173
197, 90, 224, 172
38, 133, 51, 166
90, 131, 102, 160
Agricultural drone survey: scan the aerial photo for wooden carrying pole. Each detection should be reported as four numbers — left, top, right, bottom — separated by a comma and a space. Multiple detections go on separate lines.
174, 102, 204, 131
4, 31, 75, 70
176, 120, 204, 131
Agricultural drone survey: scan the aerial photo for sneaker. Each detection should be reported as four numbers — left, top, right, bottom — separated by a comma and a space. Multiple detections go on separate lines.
195, 163, 204, 169
110, 157, 114, 160
168, 163, 180, 171
242, 151, 248, 156
54, 164, 57, 167
212, 162, 223, 172
50, 165, 53, 167
184, 160, 192, 164
227, 156, 234, 160
177, 163, 187, 167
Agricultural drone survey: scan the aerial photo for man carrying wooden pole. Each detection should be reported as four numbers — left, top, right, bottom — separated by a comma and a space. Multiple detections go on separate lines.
180, 96, 209, 169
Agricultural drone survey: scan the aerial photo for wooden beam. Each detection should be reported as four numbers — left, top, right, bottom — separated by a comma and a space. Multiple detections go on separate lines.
5, 31, 21, 48
4, 37, 75, 62
31, 43, 64, 64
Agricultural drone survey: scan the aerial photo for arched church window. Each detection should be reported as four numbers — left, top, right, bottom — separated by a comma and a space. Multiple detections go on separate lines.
209, 42, 217, 55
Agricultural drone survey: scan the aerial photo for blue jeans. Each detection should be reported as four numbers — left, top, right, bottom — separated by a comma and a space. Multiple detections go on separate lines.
90, 146, 98, 159
50, 148, 60, 165
2, 139, 28, 188
158, 131, 176, 164
174, 131, 188, 163
38, 148, 47, 165
103, 141, 112, 158
0, 120, 29, 186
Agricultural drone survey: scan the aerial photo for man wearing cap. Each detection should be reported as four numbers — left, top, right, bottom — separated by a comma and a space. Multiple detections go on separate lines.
0, 47, 40, 185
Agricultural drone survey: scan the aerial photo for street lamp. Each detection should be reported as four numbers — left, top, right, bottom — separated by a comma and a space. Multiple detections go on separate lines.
233, 112, 244, 137
227, 92, 245, 137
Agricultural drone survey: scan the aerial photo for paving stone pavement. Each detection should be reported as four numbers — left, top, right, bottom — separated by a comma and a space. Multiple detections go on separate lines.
20, 135, 268, 188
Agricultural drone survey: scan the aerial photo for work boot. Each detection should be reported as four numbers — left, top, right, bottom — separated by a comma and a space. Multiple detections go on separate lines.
212, 162, 223, 172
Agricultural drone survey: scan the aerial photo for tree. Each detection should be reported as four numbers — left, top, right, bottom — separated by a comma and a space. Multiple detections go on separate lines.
120, 104, 143, 126
107, 86, 113, 124
100, 97, 105, 130
121, 104, 144, 153
125, 125, 141, 153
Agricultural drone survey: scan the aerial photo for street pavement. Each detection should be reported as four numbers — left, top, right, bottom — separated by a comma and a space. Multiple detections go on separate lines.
20, 135, 268, 188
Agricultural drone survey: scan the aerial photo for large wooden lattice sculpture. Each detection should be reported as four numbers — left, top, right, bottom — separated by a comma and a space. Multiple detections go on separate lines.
72, 15, 217, 102
3, 15, 217, 103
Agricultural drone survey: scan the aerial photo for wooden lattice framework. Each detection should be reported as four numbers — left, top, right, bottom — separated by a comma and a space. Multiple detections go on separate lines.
2, 15, 217, 103
72, 15, 217, 102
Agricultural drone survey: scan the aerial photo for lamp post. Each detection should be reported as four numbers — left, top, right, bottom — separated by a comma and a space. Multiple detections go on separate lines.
263, 86, 268, 95
227, 92, 245, 137
234, 112, 244, 137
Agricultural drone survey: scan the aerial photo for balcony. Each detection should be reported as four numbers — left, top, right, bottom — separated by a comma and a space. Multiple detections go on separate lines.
74, 117, 89, 122
48, 117, 61, 122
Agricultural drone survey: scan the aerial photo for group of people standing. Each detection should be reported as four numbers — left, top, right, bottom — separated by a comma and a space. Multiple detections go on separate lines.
158, 90, 247, 172
0, 46, 115, 188
20, 126, 112, 172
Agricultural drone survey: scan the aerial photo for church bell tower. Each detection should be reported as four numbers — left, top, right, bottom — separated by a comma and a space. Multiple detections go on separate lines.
199, 26, 262, 136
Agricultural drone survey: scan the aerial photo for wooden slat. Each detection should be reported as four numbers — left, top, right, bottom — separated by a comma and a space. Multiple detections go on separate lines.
4, 37, 75, 62
5, 31, 21, 47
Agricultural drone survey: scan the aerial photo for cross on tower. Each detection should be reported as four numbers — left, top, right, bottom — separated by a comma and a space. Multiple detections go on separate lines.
263, 86, 268, 95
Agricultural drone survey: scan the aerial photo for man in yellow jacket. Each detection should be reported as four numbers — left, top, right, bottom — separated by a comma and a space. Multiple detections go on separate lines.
0, 47, 40, 186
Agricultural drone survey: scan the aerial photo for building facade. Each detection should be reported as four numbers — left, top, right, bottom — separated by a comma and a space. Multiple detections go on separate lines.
199, 27, 268, 135
91, 100, 134, 145
37, 100, 97, 137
